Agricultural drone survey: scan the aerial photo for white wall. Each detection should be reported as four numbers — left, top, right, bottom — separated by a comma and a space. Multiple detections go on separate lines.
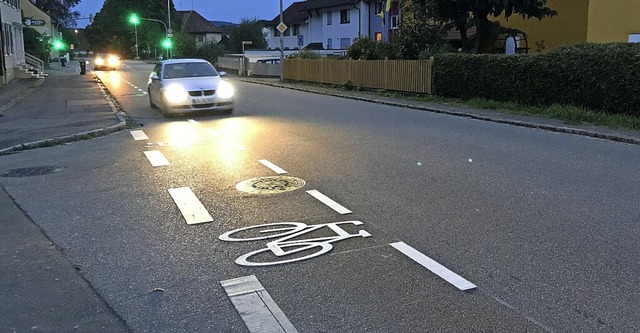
1, 1, 24, 82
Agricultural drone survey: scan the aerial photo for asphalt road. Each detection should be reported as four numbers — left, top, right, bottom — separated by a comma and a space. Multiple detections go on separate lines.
1, 61, 639, 332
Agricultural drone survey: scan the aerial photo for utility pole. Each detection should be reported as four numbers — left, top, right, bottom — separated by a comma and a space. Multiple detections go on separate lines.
279, 0, 284, 82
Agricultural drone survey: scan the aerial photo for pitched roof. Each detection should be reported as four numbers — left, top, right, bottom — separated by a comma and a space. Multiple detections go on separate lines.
301, 0, 362, 11
265, 1, 309, 27
177, 10, 221, 34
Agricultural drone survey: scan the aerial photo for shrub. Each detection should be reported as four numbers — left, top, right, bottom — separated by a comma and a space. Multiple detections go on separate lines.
348, 35, 399, 60
287, 50, 322, 59
432, 43, 640, 115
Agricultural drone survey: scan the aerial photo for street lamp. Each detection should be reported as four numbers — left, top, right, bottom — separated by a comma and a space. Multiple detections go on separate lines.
129, 14, 140, 59
242, 41, 252, 76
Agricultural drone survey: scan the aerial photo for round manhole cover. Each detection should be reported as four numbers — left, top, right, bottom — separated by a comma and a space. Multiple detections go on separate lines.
0, 166, 59, 177
236, 176, 306, 194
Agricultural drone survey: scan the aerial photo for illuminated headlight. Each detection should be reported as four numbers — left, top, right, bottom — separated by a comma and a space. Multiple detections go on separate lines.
217, 80, 235, 99
95, 58, 105, 66
107, 55, 120, 67
164, 84, 189, 104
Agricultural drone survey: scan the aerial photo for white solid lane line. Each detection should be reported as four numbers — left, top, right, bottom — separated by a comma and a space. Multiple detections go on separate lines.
144, 150, 170, 167
390, 241, 476, 291
167, 187, 214, 225
221, 275, 298, 333
259, 159, 287, 174
130, 130, 149, 141
306, 190, 352, 215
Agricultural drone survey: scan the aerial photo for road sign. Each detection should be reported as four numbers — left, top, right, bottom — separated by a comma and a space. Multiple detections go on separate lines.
24, 19, 46, 26
277, 22, 288, 34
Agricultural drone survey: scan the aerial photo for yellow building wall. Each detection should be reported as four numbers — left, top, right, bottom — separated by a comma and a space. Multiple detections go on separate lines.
495, 0, 590, 53
586, 0, 640, 42
21, 0, 54, 37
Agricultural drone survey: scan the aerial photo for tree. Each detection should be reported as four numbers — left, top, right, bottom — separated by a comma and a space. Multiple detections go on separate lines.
428, 0, 557, 53
229, 18, 267, 53
398, 0, 452, 59
32, 0, 81, 27
85, 0, 179, 57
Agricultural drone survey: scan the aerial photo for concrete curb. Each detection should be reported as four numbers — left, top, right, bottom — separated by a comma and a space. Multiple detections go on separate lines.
245, 79, 640, 146
0, 75, 127, 156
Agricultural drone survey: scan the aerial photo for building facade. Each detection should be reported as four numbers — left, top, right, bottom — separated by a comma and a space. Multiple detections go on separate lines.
496, 0, 640, 53
1, 0, 25, 83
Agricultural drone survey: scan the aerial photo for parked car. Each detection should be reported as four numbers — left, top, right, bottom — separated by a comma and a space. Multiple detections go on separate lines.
147, 58, 234, 116
93, 53, 121, 70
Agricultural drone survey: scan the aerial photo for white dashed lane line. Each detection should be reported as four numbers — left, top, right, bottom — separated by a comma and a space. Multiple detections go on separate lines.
390, 241, 476, 291
130, 130, 149, 141
123, 79, 147, 94
306, 190, 352, 215
144, 150, 170, 167
259, 159, 287, 174
221, 275, 298, 333
168, 187, 214, 225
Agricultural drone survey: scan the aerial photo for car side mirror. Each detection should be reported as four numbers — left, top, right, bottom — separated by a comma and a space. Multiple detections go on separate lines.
219, 71, 227, 77
150, 73, 159, 80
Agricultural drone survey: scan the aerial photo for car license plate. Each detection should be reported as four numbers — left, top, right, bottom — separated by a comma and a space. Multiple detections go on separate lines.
193, 97, 214, 104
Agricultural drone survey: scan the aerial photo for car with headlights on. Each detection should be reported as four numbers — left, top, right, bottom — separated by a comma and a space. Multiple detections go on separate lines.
93, 53, 121, 70
147, 59, 234, 116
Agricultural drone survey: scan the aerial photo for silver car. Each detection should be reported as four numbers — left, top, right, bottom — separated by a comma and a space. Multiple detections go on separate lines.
147, 59, 234, 116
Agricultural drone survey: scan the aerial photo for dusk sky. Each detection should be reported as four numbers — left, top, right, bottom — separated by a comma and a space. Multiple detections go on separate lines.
71, 0, 297, 28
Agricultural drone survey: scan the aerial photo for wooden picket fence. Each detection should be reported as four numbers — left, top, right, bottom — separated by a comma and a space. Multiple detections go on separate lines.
284, 58, 433, 94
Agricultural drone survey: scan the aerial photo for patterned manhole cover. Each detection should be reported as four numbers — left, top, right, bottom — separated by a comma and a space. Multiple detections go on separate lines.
0, 166, 59, 177
236, 176, 306, 194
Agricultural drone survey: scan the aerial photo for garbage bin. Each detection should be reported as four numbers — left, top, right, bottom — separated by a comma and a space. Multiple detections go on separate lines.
79, 59, 86, 75
60, 57, 66, 67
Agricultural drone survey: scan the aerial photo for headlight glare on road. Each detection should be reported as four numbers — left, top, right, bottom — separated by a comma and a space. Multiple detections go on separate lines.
217, 80, 235, 99
165, 84, 189, 104
107, 55, 120, 67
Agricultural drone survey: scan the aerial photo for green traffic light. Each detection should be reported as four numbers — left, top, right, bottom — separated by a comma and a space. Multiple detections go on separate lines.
162, 38, 172, 49
53, 40, 64, 50
129, 14, 140, 24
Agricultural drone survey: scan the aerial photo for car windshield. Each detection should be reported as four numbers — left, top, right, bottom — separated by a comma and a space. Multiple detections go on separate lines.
163, 62, 219, 79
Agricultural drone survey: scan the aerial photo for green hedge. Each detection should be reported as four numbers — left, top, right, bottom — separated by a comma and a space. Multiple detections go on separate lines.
432, 43, 640, 115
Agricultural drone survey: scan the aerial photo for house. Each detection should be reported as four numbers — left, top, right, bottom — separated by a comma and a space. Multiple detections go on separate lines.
265, 1, 308, 50
496, 0, 640, 53
265, 0, 404, 51
1, 0, 26, 84
176, 10, 222, 48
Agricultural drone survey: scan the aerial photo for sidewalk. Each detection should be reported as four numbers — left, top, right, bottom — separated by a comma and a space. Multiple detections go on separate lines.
0, 60, 126, 155
0, 60, 130, 332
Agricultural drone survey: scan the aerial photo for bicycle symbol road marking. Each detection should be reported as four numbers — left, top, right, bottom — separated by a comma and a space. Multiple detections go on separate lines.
219, 221, 372, 266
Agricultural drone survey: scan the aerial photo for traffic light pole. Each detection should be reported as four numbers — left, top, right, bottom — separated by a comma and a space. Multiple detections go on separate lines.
138, 17, 170, 58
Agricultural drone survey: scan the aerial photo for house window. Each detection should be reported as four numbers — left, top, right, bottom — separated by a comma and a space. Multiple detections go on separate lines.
327, 38, 332, 49
340, 10, 350, 24
375, 32, 382, 42
292, 24, 300, 35
284, 27, 290, 36
197, 36, 204, 43
391, 15, 400, 29
327, 11, 332, 25
274, 28, 280, 37
340, 38, 350, 49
